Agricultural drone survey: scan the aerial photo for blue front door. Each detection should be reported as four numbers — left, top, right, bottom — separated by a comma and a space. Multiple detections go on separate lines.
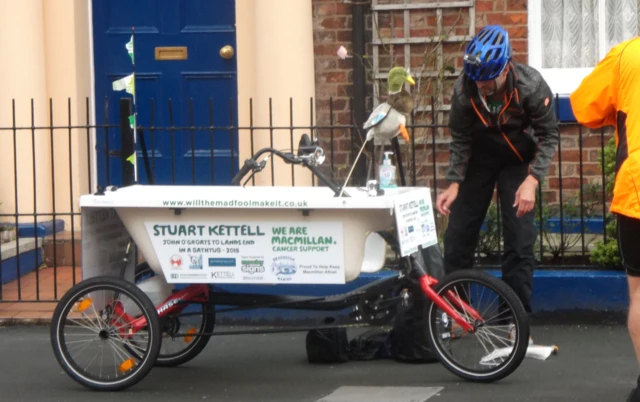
92, 0, 238, 187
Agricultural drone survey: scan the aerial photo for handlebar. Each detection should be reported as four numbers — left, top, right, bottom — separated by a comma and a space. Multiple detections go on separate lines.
231, 135, 349, 197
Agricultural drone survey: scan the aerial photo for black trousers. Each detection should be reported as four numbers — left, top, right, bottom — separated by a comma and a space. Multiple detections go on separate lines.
443, 154, 536, 312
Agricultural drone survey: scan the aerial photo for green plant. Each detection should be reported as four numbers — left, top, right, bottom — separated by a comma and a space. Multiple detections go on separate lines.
590, 216, 621, 268
590, 137, 620, 268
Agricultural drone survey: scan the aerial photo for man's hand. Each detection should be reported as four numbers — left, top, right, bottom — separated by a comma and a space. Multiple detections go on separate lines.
514, 175, 538, 218
436, 183, 459, 216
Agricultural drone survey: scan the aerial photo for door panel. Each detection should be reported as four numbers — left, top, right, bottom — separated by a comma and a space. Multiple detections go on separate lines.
92, 0, 238, 187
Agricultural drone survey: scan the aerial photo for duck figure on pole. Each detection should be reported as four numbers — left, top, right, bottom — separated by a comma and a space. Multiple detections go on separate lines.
339, 66, 415, 196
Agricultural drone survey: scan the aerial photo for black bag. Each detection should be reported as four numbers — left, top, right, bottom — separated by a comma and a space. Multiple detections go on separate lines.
389, 243, 445, 363
347, 328, 392, 361
305, 328, 350, 363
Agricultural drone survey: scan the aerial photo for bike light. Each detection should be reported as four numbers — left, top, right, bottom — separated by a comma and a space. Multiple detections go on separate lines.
119, 358, 135, 373
75, 298, 93, 312
184, 327, 197, 343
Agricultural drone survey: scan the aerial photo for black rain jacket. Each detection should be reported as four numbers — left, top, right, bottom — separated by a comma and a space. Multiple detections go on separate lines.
446, 62, 560, 183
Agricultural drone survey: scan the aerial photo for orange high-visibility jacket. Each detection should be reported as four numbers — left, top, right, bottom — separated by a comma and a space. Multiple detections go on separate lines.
570, 37, 640, 220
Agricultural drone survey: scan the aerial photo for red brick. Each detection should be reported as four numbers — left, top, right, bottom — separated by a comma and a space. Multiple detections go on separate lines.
315, 31, 336, 43
313, 3, 335, 16
393, 13, 405, 27
428, 150, 450, 163
561, 136, 578, 150
581, 163, 604, 176
377, 13, 391, 27
336, 30, 352, 42
562, 164, 577, 177
474, 0, 494, 12
589, 150, 602, 162
333, 138, 350, 153
443, 13, 464, 27
506, 26, 527, 40
328, 98, 348, 111
506, 0, 527, 11
317, 59, 337, 70
553, 150, 588, 162
336, 112, 352, 125
331, 152, 349, 165
323, 71, 347, 84
321, 17, 347, 29
560, 124, 581, 136
581, 134, 609, 148
335, 2, 351, 15
337, 84, 352, 97
315, 44, 343, 56
510, 39, 528, 53
548, 177, 585, 190
486, 12, 527, 26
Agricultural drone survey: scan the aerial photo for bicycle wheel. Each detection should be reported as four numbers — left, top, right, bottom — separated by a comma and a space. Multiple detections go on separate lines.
425, 269, 529, 383
51, 276, 161, 391
134, 262, 215, 367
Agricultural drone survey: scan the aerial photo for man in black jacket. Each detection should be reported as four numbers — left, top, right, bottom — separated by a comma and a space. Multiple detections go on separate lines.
435, 25, 559, 316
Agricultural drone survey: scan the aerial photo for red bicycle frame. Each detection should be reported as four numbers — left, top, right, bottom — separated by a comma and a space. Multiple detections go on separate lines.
112, 283, 210, 336
108, 274, 483, 337
419, 274, 483, 333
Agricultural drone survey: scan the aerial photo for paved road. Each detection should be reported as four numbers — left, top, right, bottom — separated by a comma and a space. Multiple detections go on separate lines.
0, 324, 636, 401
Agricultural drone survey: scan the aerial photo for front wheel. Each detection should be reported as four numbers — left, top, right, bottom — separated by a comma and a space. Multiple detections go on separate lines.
425, 270, 529, 383
50, 276, 161, 391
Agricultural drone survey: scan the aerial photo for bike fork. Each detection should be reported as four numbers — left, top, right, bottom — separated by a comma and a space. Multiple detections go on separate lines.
419, 275, 483, 333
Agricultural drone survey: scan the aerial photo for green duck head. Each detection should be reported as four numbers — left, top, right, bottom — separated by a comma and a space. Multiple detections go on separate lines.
388, 67, 415, 93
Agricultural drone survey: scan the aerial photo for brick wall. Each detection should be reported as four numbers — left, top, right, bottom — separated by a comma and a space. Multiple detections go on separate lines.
312, 0, 357, 178
311, 0, 610, 210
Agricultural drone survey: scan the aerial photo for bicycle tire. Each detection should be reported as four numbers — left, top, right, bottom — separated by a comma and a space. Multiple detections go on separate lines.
425, 269, 529, 383
51, 276, 161, 391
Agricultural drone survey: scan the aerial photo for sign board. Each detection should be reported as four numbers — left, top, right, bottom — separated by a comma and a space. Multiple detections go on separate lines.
393, 188, 438, 256
144, 221, 346, 284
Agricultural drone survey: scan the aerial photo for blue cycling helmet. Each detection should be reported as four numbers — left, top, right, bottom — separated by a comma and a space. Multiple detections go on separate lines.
463, 25, 512, 81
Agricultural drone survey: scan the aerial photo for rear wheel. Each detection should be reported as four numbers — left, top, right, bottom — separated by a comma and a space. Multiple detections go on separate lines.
135, 262, 215, 367
425, 270, 529, 383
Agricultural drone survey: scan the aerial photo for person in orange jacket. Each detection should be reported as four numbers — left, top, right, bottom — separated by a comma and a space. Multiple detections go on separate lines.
570, 37, 640, 402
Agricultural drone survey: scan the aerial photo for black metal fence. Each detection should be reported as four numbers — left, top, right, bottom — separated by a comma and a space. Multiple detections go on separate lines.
0, 96, 618, 302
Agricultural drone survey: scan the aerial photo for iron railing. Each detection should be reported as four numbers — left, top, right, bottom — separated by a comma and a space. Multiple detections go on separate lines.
0, 96, 616, 302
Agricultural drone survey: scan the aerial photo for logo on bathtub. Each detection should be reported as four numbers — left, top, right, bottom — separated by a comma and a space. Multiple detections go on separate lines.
271, 256, 297, 279
189, 254, 203, 270
241, 258, 265, 275
170, 255, 182, 269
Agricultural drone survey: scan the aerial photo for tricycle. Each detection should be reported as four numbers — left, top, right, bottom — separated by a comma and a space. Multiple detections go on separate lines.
50, 135, 529, 391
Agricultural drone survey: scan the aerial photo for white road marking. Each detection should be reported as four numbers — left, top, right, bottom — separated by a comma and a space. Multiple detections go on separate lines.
317, 386, 444, 402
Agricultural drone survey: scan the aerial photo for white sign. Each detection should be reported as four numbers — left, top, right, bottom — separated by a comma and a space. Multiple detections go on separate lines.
144, 221, 345, 284
393, 189, 438, 256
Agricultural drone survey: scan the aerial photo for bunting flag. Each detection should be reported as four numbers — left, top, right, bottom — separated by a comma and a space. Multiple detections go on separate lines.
113, 30, 138, 171
112, 74, 135, 95
125, 35, 134, 63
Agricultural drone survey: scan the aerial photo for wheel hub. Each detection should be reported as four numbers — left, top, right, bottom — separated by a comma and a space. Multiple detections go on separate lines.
99, 329, 109, 340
